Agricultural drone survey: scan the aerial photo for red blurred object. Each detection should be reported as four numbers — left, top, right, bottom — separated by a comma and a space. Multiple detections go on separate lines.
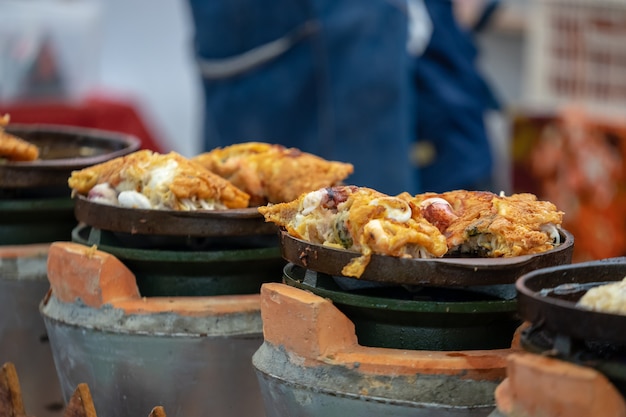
0, 94, 167, 153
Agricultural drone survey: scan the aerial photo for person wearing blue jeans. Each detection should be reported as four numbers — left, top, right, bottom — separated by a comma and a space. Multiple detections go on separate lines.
187, 0, 417, 196
187, 0, 497, 196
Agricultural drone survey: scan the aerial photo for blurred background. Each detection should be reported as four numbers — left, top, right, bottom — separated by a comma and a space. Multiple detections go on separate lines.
1, 0, 625, 262
0, 0, 201, 156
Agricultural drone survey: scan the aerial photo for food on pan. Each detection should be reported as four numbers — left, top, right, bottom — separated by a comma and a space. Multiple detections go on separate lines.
192, 142, 354, 206
259, 185, 448, 277
414, 190, 564, 257
259, 186, 564, 278
68, 150, 250, 210
0, 114, 39, 162
578, 277, 626, 315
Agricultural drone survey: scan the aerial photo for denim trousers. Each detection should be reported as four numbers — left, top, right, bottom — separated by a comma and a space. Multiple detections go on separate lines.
187, 0, 418, 196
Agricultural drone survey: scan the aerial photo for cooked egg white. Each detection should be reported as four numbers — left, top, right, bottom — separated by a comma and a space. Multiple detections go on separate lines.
369, 197, 411, 223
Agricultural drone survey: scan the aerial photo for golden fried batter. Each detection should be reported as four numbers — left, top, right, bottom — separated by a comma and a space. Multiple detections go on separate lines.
193, 142, 354, 206
414, 190, 564, 257
68, 150, 250, 210
0, 114, 39, 162
259, 185, 448, 277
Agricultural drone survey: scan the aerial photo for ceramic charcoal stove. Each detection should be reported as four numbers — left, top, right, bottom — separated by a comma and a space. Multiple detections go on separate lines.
490, 258, 626, 417
42, 196, 285, 417
0, 124, 139, 417
252, 230, 575, 417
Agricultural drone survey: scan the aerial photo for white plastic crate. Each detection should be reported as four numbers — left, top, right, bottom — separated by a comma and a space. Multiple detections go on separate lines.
524, 0, 626, 117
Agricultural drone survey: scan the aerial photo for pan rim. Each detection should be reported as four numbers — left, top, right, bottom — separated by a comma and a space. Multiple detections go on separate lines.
279, 229, 574, 286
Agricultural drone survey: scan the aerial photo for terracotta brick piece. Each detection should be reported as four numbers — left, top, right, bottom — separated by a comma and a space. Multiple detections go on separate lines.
260, 282, 512, 380
495, 353, 626, 417
46, 242, 260, 316
47, 242, 140, 308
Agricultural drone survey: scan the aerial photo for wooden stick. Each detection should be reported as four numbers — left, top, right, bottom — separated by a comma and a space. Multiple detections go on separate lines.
1, 365, 165, 417
63, 384, 97, 417
0, 362, 26, 417
148, 406, 167, 417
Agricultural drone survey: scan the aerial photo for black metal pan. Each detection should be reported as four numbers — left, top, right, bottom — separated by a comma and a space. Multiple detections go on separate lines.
74, 196, 278, 237
516, 257, 626, 345
279, 229, 574, 287
1, 124, 140, 189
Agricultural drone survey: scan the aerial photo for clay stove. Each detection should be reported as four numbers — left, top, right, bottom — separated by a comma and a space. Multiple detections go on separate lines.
42, 197, 285, 417
252, 230, 575, 417
0, 125, 138, 417
490, 258, 626, 417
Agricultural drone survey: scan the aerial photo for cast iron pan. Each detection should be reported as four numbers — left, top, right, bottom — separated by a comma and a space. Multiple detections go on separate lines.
1, 124, 140, 189
516, 257, 626, 345
280, 229, 574, 287
74, 196, 278, 237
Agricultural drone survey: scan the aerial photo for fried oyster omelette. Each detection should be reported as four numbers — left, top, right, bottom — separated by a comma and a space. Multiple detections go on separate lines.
68, 150, 250, 210
0, 114, 39, 162
192, 142, 354, 206
414, 190, 564, 257
258, 185, 448, 278
259, 186, 564, 278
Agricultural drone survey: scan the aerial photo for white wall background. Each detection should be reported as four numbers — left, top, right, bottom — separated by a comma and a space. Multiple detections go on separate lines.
0, 0, 202, 157
95, 0, 203, 157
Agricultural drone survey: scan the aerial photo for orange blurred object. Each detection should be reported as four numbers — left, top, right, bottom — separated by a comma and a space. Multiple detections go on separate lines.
512, 107, 626, 262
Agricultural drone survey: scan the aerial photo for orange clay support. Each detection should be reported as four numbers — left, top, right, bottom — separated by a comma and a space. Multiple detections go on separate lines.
46, 242, 260, 317
259, 282, 515, 380
495, 353, 626, 417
